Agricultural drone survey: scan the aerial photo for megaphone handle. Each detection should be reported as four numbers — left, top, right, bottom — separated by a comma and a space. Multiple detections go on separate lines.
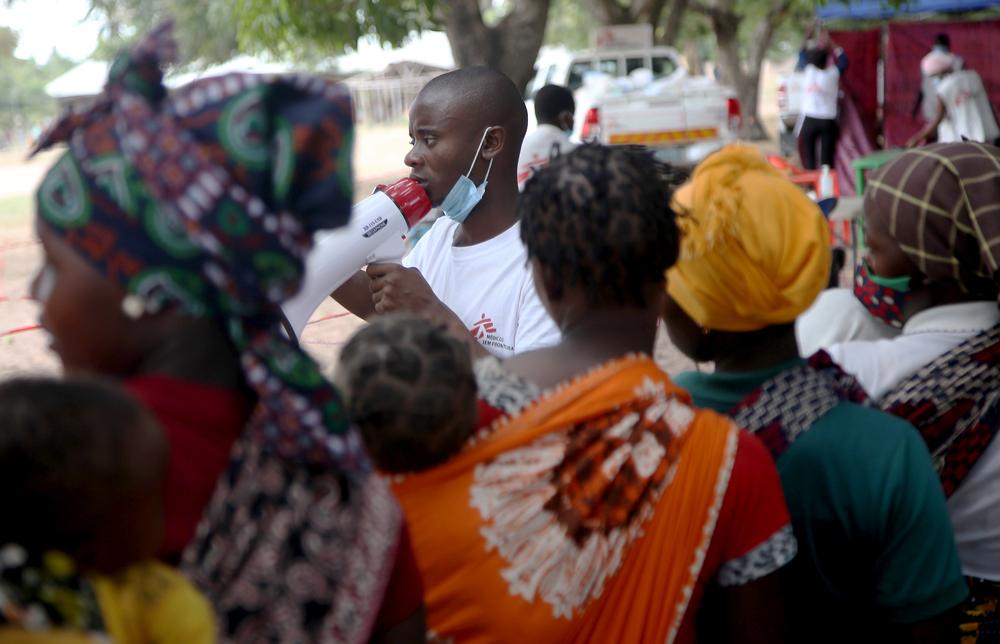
279, 311, 300, 346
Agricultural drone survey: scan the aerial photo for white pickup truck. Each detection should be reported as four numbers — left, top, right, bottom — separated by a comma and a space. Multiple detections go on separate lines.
526, 46, 742, 165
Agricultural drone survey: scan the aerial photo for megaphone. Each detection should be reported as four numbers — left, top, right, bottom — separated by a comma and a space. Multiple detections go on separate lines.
283, 178, 432, 338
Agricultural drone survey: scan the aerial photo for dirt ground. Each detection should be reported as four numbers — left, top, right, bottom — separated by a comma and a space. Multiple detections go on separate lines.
0, 120, 703, 381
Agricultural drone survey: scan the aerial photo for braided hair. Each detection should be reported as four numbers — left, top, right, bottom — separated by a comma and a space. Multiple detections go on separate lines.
519, 144, 684, 307
336, 315, 478, 473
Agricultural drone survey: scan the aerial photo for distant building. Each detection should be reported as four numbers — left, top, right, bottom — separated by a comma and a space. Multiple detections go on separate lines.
45, 52, 453, 126
345, 61, 452, 125
44, 56, 306, 113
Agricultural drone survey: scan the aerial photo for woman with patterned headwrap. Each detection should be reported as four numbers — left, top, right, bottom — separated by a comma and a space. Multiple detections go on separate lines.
662, 144, 967, 642
826, 142, 1000, 642
28, 24, 423, 643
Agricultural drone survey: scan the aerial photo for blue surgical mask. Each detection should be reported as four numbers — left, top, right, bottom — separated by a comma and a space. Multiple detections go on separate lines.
440, 127, 494, 223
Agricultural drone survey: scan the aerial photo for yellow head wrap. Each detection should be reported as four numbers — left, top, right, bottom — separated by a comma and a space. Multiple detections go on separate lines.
666, 144, 831, 332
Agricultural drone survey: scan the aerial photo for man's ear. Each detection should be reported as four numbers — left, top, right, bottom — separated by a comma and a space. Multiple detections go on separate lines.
558, 110, 575, 131
481, 126, 506, 160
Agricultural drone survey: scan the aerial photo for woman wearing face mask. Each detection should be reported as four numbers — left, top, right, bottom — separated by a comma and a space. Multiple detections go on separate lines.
661, 145, 966, 642
516, 84, 577, 190
30, 25, 424, 643
825, 142, 1000, 640
330, 67, 561, 360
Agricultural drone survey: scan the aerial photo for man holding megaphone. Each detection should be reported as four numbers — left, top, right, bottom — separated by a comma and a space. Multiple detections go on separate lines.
329, 67, 561, 358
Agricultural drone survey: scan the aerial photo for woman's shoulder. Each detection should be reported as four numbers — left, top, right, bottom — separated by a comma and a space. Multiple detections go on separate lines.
473, 355, 542, 419
709, 429, 795, 586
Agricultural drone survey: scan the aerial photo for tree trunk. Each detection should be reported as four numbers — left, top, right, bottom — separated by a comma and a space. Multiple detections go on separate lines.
587, 0, 633, 24
742, 0, 796, 140
659, 0, 688, 46
439, 0, 552, 94
693, 0, 793, 140
683, 39, 704, 76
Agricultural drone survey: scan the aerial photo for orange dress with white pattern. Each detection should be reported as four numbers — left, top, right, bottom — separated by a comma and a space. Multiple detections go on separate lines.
392, 355, 792, 643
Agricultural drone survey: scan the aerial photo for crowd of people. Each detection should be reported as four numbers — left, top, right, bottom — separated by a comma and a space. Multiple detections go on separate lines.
1, 22, 999, 644
797, 27, 1000, 170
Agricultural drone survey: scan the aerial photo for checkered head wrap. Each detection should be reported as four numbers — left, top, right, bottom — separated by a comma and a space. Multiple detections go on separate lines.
864, 142, 1000, 301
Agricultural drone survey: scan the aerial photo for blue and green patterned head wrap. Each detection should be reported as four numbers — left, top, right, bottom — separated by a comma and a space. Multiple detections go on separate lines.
33, 23, 367, 472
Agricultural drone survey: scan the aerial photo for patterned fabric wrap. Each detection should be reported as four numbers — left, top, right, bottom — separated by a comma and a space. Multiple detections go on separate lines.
879, 324, 1000, 497
729, 351, 872, 460
32, 22, 364, 471
0, 545, 103, 634
852, 263, 906, 329
33, 24, 402, 643
864, 142, 1000, 302
393, 356, 740, 643
960, 575, 1000, 643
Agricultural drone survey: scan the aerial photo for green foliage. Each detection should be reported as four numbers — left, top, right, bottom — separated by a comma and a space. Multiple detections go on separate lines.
0, 26, 18, 59
544, 0, 598, 49
233, 0, 440, 59
750, 0, 815, 61
0, 33, 76, 139
682, 0, 815, 66
88, 0, 239, 65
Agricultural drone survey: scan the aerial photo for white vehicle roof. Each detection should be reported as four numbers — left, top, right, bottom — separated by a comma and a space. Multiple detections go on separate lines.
528, 46, 684, 97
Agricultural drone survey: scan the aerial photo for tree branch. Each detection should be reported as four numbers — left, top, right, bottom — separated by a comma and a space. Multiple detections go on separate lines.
661, 0, 688, 46
587, 0, 630, 24
748, 0, 796, 74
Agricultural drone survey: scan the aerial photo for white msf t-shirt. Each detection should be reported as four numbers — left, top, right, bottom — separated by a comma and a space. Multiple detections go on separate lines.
517, 124, 577, 191
936, 70, 1000, 143
403, 217, 560, 358
802, 64, 840, 120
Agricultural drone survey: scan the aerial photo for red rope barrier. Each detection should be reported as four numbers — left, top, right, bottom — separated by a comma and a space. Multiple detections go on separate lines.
0, 303, 349, 341
305, 312, 352, 326
0, 240, 40, 253
0, 324, 41, 338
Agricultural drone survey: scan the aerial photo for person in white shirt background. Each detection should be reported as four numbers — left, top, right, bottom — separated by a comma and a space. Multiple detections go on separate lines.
797, 41, 848, 170
808, 143, 1000, 638
516, 84, 577, 191
907, 50, 1000, 147
330, 67, 561, 359
912, 33, 963, 143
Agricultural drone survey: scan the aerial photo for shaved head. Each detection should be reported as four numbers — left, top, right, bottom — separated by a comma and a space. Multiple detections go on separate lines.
405, 66, 529, 206
420, 66, 528, 149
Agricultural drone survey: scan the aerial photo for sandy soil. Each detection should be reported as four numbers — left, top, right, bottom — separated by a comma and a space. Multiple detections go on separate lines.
0, 120, 702, 380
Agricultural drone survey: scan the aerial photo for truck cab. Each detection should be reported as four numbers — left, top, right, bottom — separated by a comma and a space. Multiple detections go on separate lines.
526, 45, 741, 167
527, 47, 686, 95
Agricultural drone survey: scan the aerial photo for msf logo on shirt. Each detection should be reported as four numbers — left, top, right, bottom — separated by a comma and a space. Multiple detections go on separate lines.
470, 313, 514, 354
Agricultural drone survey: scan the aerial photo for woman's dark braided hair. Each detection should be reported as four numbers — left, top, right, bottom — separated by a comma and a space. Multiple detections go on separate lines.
336, 315, 478, 473
519, 144, 685, 308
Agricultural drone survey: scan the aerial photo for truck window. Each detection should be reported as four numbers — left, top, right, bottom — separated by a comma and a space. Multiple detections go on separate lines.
598, 58, 620, 77
651, 56, 678, 79
626, 57, 645, 74
544, 64, 558, 85
567, 61, 593, 91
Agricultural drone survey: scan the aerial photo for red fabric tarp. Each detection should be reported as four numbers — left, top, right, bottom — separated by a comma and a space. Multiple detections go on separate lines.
884, 20, 1000, 147
830, 29, 881, 148
828, 29, 880, 195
